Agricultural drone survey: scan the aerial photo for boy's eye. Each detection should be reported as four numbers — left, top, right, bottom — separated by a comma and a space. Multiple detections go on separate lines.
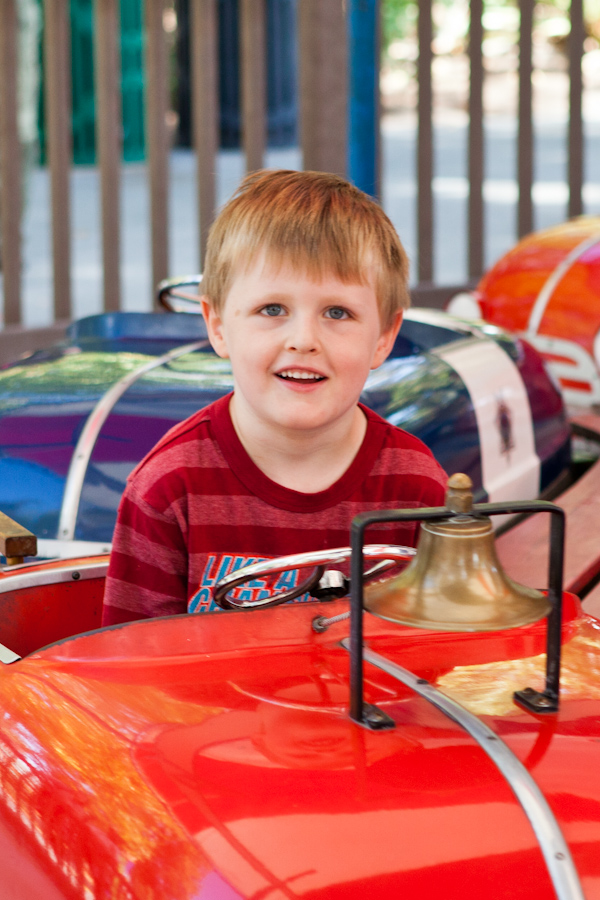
260, 304, 285, 317
325, 307, 350, 320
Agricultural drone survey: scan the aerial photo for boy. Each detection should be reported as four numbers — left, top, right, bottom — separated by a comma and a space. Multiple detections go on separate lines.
102, 170, 447, 625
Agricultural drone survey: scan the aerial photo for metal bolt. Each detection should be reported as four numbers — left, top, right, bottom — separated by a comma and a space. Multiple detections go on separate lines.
312, 616, 327, 633
555, 852, 565, 860
71, 571, 80, 581
417, 677, 428, 685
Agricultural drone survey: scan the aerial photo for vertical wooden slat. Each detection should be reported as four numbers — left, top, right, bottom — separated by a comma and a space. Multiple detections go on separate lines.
240, 0, 266, 174
43, 0, 72, 320
568, 0, 584, 218
144, 0, 169, 299
417, 0, 433, 284
298, 0, 347, 177
518, 0, 534, 238
0, 0, 22, 324
94, 0, 122, 311
468, 0, 484, 279
190, 0, 218, 268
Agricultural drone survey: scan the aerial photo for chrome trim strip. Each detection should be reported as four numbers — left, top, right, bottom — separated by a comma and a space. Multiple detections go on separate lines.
429, 335, 483, 356
405, 308, 482, 335
344, 642, 584, 900
57, 339, 209, 541
37, 539, 112, 560
0, 560, 108, 594
527, 232, 600, 337
2, 541, 111, 571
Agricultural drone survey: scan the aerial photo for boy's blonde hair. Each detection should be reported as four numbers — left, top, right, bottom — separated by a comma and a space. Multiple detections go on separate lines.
202, 169, 410, 331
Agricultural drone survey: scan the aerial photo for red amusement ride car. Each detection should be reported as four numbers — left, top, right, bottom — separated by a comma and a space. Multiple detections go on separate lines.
1, 467, 600, 899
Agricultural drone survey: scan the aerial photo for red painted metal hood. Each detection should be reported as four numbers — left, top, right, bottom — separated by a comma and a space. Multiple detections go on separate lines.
1, 598, 600, 899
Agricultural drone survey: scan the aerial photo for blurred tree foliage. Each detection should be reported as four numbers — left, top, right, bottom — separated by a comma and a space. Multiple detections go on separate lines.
382, 0, 600, 52
381, 0, 417, 50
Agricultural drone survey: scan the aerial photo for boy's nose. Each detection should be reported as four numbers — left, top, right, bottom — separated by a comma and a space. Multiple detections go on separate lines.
285, 316, 320, 353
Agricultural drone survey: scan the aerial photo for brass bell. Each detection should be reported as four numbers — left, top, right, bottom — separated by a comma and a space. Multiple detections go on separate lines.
364, 473, 551, 632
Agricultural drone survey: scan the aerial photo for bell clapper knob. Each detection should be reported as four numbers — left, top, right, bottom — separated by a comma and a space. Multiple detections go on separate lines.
446, 473, 474, 515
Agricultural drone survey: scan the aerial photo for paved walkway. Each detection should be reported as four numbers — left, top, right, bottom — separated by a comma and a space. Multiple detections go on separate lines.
13, 112, 600, 327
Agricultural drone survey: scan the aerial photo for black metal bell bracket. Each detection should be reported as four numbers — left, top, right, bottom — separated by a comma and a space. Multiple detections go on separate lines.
348, 499, 565, 730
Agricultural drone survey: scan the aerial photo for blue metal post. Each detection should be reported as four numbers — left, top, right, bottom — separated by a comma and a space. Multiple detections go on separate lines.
347, 0, 379, 198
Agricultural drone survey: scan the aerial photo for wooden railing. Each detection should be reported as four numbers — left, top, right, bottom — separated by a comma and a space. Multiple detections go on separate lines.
412, 0, 585, 299
0, 0, 347, 354
0, 0, 592, 361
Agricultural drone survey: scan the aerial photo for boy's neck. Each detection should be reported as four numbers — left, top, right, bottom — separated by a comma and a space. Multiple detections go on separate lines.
229, 398, 368, 493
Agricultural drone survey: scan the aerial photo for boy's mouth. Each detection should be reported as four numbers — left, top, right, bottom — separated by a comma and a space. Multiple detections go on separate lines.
276, 369, 326, 383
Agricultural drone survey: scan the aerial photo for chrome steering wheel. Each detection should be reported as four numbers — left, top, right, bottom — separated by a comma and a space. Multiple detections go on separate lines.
157, 274, 203, 313
213, 544, 416, 611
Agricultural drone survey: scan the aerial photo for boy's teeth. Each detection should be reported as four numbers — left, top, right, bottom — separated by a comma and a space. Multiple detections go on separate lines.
278, 370, 324, 381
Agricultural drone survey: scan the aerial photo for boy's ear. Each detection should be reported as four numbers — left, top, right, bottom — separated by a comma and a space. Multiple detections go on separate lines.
371, 311, 403, 369
201, 296, 229, 359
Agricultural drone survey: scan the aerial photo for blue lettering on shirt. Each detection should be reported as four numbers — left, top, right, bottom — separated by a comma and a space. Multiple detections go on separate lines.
199, 554, 219, 587
188, 554, 315, 613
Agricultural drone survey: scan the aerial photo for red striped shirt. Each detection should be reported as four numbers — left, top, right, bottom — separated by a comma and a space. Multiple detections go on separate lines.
102, 394, 447, 624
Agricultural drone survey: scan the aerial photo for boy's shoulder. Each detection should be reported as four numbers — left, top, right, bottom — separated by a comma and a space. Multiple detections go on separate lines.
126, 395, 229, 491
361, 404, 447, 492
362, 403, 438, 457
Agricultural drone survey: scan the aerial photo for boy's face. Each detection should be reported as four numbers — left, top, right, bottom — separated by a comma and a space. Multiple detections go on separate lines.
202, 256, 402, 442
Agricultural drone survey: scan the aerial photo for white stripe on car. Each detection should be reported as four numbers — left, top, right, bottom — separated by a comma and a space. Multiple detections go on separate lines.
434, 338, 541, 505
